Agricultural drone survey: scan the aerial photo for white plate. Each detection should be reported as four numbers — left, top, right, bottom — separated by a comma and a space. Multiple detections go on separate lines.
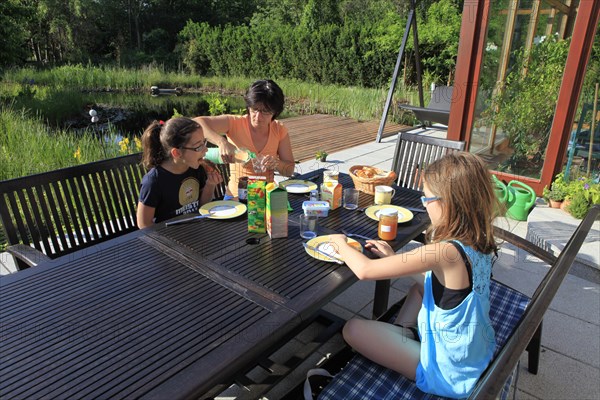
199, 200, 247, 219
304, 235, 362, 263
279, 180, 318, 194
364, 205, 414, 223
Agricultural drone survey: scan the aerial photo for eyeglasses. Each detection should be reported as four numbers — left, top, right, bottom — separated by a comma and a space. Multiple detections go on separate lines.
180, 139, 207, 152
249, 107, 274, 115
421, 196, 441, 206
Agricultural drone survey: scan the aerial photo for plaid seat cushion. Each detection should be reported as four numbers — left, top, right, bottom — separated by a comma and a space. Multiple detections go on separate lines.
318, 280, 530, 400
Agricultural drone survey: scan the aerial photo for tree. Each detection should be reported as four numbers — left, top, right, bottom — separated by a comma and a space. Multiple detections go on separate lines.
0, 0, 31, 67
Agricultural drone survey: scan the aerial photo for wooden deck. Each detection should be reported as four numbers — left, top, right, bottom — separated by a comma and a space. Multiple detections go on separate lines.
282, 114, 406, 162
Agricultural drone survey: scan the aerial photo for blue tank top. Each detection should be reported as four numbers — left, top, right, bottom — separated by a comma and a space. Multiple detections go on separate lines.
415, 241, 496, 398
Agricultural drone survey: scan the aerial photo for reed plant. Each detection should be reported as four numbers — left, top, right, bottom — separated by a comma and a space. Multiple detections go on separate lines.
3, 66, 419, 122
0, 106, 133, 181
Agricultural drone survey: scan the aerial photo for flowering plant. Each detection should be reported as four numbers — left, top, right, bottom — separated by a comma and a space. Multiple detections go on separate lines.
565, 176, 600, 219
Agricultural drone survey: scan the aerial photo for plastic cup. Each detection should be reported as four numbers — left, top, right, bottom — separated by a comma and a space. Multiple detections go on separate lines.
252, 154, 267, 173
343, 188, 360, 210
299, 214, 318, 239
323, 169, 339, 182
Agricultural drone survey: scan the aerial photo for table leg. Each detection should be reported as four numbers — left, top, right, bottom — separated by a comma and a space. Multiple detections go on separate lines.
373, 279, 391, 319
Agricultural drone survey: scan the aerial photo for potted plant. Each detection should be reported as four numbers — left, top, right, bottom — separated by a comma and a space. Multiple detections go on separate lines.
315, 150, 328, 162
543, 184, 566, 208
543, 172, 569, 208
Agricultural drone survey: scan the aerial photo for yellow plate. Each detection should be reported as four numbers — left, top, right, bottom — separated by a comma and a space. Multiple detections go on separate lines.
199, 200, 247, 219
305, 235, 362, 263
365, 205, 414, 223
279, 180, 318, 194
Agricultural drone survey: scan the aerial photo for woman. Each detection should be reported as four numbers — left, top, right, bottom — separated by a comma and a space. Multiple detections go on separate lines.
194, 79, 295, 197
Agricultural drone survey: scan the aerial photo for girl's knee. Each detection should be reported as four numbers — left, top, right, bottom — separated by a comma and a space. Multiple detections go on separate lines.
342, 318, 364, 345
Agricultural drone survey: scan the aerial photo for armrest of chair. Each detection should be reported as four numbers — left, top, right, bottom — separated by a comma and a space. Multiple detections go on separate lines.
7, 244, 51, 268
494, 226, 557, 265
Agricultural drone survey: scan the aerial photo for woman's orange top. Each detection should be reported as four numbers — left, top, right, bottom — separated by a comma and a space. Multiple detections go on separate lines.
225, 115, 288, 196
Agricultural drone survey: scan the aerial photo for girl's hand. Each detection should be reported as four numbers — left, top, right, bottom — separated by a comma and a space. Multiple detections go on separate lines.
328, 234, 348, 248
200, 160, 223, 185
364, 240, 395, 258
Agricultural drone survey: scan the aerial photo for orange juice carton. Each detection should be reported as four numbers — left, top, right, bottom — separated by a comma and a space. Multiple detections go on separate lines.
266, 182, 288, 238
247, 179, 266, 233
320, 181, 342, 210
302, 201, 330, 217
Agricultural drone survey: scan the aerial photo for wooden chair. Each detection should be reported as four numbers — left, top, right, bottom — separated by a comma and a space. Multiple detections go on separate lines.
297, 205, 599, 400
399, 85, 453, 127
391, 131, 466, 192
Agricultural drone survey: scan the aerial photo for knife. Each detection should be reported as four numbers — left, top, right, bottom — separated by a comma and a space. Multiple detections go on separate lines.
303, 243, 344, 264
165, 212, 214, 226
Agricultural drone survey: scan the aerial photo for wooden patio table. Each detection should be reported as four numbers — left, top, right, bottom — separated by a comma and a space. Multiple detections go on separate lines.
0, 171, 428, 399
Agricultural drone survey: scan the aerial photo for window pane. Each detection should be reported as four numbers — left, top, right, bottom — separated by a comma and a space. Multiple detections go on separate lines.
470, 0, 572, 179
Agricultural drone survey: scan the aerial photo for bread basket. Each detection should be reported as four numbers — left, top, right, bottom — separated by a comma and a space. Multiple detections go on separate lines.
349, 165, 397, 195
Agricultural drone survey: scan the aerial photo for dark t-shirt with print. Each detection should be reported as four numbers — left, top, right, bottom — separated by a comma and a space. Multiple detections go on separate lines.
139, 165, 208, 223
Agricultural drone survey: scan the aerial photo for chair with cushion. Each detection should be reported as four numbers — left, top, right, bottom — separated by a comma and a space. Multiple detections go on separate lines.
299, 205, 599, 400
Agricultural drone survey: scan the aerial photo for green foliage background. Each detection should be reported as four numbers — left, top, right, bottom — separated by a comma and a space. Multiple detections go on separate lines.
0, 0, 463, 89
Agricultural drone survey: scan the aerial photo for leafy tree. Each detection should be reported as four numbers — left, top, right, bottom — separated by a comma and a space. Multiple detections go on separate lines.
0, 0, 31, 67
300, 0, 341, 30
414, 0, 462, 84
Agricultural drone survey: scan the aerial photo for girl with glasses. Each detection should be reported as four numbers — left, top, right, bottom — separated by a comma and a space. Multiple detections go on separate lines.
329, 152, 501, 398
194, 79, 296, 197
137, 117, 223, 228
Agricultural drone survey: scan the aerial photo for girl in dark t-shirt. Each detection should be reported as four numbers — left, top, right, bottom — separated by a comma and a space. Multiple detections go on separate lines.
136, 117, 223, 228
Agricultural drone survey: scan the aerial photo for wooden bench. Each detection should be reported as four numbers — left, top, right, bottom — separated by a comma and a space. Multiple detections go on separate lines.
293, 205, 599, 400
0, 153, 230, 271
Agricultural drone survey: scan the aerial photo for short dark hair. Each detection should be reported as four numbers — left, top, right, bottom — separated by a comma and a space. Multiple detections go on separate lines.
244, 79, 285, 120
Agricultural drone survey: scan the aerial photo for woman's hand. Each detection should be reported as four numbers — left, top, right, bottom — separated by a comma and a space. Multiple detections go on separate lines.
219, 141, 238, 163
261, 154, 279, 170
364, 240, 395, 258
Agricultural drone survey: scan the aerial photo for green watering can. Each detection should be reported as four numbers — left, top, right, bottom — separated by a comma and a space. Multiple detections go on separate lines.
492, 175, 507, 205
506, 180, 536, 221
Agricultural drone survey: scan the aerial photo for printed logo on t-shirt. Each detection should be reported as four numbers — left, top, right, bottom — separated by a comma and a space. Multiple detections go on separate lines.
179, 177, 200, 206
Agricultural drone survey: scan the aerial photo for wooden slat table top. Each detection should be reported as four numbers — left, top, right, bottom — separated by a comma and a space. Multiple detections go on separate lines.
282, 115, 407, 162
0, 234, 298, 399
0, 171, 428, 399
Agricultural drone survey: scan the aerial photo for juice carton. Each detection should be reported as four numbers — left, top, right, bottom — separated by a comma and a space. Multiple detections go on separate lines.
247, 179, 267, 233
320, 181, 342, 210
266, 183, 288, 238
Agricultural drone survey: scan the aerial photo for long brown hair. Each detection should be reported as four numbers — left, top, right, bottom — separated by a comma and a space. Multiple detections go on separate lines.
423, 152, 500, 254
141, 117, 201, 169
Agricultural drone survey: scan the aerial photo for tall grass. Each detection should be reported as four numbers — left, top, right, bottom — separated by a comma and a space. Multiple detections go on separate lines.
0, 106, 133, 181
3, 66, 420, 122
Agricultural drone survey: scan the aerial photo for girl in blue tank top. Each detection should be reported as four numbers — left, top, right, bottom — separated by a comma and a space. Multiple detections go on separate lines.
330, 152, 501, 398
